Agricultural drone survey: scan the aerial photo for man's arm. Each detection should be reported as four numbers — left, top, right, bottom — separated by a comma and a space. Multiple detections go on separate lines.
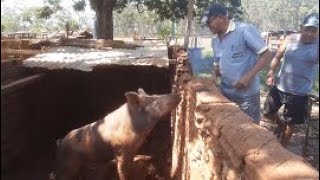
233, 25, 274, 89
265, 36, 288, 86
233, 49, 274, 89
212, 65, 221, 83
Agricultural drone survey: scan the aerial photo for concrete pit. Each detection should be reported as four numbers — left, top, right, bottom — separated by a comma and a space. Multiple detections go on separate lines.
1, 64, 176, 180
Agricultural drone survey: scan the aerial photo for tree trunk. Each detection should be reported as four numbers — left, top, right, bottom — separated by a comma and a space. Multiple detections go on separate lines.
184, 0, 195, 49
95, 0, 113, 39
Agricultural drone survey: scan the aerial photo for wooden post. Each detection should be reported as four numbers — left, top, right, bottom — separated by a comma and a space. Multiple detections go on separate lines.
183, 0, 195, 49
65, 22, 70, 39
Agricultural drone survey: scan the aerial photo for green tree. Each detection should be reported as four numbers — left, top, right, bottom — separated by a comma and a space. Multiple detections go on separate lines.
20, 7, 42, 30
113, 4, 161, 38
156, 23, 171, 39
38, 0, 63, 19
34, 0, 83, 32
54, 11, 80, 31
242, 0, 319, 31
1, 9, 21, 32
73, 0, 86, 12
1, 24, 5, 32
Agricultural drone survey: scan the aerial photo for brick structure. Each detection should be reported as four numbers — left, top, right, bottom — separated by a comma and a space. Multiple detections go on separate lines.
171, 54, 319, 180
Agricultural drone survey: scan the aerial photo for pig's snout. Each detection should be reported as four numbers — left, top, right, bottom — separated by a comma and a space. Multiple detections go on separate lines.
170, 94, 182, 107
158, 94, 181, 119
175, 95, 182, 103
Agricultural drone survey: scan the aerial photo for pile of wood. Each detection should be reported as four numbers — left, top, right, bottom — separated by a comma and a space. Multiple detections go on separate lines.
76, 30, 93, 39
28, 39, 59, 50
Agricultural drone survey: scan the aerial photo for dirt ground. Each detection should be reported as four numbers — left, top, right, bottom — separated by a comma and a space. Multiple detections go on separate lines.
260, 90, 319, 170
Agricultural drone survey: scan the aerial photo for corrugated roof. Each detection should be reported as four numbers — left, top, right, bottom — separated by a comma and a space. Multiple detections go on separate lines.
23, 46, 169, 71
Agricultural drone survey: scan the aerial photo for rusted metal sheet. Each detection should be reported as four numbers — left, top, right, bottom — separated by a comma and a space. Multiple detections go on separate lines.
23, 46, 169, 71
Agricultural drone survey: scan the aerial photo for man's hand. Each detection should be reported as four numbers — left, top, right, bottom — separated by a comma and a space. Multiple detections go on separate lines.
233, 73, 252, 89
212, 65, 221, 84
211, 70, 217, 83
266, 70, 275, 86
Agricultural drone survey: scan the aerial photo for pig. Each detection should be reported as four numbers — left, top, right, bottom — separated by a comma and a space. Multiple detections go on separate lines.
54, 88, 181, 180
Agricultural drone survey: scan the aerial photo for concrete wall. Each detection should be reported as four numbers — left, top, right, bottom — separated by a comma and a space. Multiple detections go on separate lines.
171, 53, 319, 180
1, 63, 175, 179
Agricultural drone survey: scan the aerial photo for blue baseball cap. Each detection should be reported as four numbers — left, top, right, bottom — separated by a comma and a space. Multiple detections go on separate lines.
201, 4, 227, 25
302, 13, 319, 28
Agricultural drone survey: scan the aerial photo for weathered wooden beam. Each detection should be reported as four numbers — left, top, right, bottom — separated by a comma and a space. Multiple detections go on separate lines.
60, 38, 141, 49
184, 0, 195, 49
1, 48, 41, 60
1, 73, 45, 96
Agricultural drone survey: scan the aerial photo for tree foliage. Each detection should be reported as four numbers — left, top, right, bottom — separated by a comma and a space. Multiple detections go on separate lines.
73, 0, 86, 12
2, 0, 319, 39
156, 23, 171, 39
113, 4, 160, 37
82, 0, 241, 39
1, 2, 82, 33
1, 8, 21, 32
90, 0, 241, 21
38, 6, 55, 19
242, 0, 319, 31
38, 0, 63, 19
1, 24, 5, 32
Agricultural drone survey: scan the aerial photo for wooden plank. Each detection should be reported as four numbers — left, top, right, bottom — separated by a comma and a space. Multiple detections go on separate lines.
1, 48, 41, 55
1, 73, 45, 96
1, 48, 41, 60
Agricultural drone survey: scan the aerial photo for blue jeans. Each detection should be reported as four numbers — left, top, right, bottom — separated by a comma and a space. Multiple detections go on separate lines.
222, 92, 261, 124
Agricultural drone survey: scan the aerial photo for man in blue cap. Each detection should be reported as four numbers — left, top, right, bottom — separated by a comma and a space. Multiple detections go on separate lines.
263, 13, 319, 147
202, 3, 273, 124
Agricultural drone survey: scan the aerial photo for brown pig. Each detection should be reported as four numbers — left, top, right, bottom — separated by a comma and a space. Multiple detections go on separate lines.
54, 88, 181, 180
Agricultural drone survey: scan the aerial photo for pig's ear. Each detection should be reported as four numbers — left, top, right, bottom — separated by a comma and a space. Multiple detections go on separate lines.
138, 88, 146, 95
125, 92, 141, 106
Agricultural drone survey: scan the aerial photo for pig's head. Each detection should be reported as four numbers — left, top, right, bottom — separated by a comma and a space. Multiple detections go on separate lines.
125, 88, 181, 122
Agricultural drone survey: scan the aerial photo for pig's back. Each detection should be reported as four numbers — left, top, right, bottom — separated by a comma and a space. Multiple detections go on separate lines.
60, 121, 115, 162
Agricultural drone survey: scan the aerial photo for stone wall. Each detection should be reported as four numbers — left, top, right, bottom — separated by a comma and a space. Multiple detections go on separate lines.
171, 53, 319, 180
